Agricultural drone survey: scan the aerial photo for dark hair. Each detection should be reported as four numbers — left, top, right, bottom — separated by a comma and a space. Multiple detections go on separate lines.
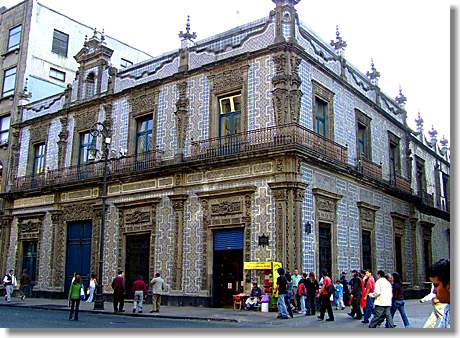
117, 270, 123, 275
74, 274, 82, 284
91, 273, 96, 279
377, 270, 385, 278
335, 280, 340, 283
321, 270, 328, 277
366, 269, 372, 273
431, 259, 450, 286
285, 273, 292, 282
302, 272, 307, 278
155, 272, 160, 277
392, 272, 401, 284
136, 275, 143, 280
277, 268, 285, 275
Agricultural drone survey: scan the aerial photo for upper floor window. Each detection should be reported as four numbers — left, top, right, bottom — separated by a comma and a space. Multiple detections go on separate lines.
52, 30, 69, 57
78, 131, 93, 165
312, 80, 334, 140
49, 68, 66, 82
7, 25, 22, 51
85, 73, 95, 98
388, 133, 401, 183
32, 143, 46, 176
135, 115, 153, 159
0, 115, 11, 145
355, 110, 372, 160
415, 156, 427, 195
218, 93, 242, 138
442, 172, 450, 211
120, 58, 133, 69
2, 67, 16, 97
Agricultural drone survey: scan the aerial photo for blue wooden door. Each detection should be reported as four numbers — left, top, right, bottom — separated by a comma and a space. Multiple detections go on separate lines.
65, 221, 92, 293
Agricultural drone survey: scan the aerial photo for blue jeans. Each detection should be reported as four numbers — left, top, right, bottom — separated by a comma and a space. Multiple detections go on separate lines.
277, 294, 289, 318
391, 300, 411, 327
363, 296, 375, 322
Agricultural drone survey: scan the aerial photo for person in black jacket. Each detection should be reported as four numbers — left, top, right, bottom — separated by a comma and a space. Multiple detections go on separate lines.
304, 271, 319, 316
340, 271, 350, 308
347, 269, 363, 319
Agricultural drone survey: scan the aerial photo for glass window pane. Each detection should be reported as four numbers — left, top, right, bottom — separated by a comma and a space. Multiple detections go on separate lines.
0, 115, 10, 132
52, 30, 69, 56
2, 67, 17, 96
220, 98, 232, 114
0, 131, 8, 144
8, 25, 21, 51
233, 95, 242, 112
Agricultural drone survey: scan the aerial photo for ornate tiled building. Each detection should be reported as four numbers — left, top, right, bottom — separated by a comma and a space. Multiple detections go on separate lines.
0, 0, 450, 306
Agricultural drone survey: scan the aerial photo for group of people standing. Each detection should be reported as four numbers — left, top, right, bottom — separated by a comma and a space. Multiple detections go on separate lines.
274, 259, 450, 328
68, 270, 167, 321
2, 269, 32, 302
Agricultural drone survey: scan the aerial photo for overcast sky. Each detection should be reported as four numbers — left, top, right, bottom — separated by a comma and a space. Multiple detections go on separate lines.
4, 0, 453, 143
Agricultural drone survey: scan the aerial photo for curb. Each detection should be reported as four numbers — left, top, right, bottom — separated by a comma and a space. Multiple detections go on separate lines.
0, 303, 240, 323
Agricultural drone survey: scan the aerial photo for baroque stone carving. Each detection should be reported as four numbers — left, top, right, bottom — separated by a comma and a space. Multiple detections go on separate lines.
29, 123, 50, 144
175, 81, 189, 154
210, 201, 242, 215
130, 93, 156, 117
210, 67, 245, 94
125, 211, 151, 225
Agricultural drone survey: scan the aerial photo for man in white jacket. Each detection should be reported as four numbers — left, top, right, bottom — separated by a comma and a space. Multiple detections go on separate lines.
368, 270, 394, 328
2, 270, 17, 303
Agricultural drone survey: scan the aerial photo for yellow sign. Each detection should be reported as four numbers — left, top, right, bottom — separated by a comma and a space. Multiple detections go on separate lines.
243, 262, 272, 270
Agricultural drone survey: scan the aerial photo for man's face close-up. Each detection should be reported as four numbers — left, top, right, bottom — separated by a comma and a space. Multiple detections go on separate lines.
432, 276, 450, 304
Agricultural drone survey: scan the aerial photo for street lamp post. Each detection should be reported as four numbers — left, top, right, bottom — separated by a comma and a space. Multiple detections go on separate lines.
89, 121, 111, 310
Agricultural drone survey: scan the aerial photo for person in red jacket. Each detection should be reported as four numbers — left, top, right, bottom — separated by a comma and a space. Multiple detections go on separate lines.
111, 270, 125, 313
132, 275, 148, 313
317, 270, 334, 321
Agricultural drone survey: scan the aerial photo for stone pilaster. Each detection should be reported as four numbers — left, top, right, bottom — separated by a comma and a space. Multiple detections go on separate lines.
175, 81, 189, 159
50, 211, 64, 287
57, 117, 68, 169
409, 217, 418, 287
170, 194, 188, 291
0, 216, 13, 274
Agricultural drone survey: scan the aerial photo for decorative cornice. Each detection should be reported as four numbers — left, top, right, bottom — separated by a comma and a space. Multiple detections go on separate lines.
312, 187, 342, 201
196, 186, 257, 199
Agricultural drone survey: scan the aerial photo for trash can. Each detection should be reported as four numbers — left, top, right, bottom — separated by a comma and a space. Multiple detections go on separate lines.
261, 302, 269, 312
261, 293, 270, 312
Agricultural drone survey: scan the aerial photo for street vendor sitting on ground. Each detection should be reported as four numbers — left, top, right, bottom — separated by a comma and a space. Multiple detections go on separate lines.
245, 282, 263, 310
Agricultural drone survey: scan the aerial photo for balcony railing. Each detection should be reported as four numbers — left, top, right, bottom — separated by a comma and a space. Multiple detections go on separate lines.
395, 174, 411, 194
421, 190, 434, 207
356, 157, 382, 181
12, 124, 349, 192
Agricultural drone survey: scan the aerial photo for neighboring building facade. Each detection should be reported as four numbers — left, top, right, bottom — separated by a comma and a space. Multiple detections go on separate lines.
0, 0, 152, 196
1, 0, 449, 305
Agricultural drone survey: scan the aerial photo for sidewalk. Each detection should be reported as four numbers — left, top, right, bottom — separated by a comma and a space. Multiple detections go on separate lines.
0, 296, 434, 327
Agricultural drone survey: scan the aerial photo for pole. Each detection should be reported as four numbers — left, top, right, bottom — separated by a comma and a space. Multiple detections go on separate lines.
94, 134, 109, 310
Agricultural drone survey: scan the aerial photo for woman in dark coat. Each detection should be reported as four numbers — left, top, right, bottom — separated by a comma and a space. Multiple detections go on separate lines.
304, 272, 319, 316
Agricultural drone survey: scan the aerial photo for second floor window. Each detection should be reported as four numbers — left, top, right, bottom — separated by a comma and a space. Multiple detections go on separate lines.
32, 143, 46, 176
219, 93, 242, 138
357, 123, 366, 158
0, 115, 10, 145
7, 25, 22, 51
415, 156, 427, 195
52, 30, 69, 57
136, 116, 153, 159
314, 97, 327, 137
79, 131, 93, 165
388, 132, 401, 183
2, 67, 17, 97
85, 73, 95, 98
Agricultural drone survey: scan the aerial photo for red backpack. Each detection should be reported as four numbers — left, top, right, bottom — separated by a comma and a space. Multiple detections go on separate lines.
298, 282, 307, 296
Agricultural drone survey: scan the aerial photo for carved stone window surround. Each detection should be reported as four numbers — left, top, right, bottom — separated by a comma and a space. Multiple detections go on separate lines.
26, 123, 50, 176
208, 64, 249, 139
71, 109, 99, 166
355, 109, 372, 161
357, 202, 379, 272
311, 80, 335, 141
391, 212, 408, 280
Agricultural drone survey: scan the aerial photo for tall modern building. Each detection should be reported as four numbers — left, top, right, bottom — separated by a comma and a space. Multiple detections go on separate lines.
0, 0, 152, 196
0, 0, 449, 306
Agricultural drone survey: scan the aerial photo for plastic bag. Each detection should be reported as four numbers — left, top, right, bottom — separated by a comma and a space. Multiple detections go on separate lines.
80, 286, 85, 300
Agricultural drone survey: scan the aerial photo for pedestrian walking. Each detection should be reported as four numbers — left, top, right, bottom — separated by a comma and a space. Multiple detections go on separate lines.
275, 267, 289, 319
368, 270, 394, 328
421, 282, 447, 328
291, 268, 301, 312
317, 270, 334, 321
361, 269, 376, 324
389, 272, 410, 327
348, 269, 363, 320
359, 270, 367, 313
111, 270, 125, 313
19, 269, 30, 301
150, 272, 166, 313
305, 271, 319, 316
2, 270, 17, 303
428, 259, 450, 328
298, 273, 308, 314
68, 274, 84, 321
334, 280, 344, 310
285, 273, 294, 318
132, 275, 147, 313
340, 271, 350, 308
86, 273, 97, 303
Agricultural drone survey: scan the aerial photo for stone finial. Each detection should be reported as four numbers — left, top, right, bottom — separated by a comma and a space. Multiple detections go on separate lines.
428, 125, 438, 147
179, 16, 197, 41
272, 0, 301, 6
395, 86, 407, 109
330, 25, 347, 57
439, 135, 449, 155
415, 112, 424, 133
366, 58, 380, 86
92, 27, 98, 39
101, 28, 106, 44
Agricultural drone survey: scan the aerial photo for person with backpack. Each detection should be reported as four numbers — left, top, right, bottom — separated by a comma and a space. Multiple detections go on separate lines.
317, 270, 334, 321
334, 280, 345, 310
284, 273, 294, 318
298, 273, 308, 314
305, 271, 319, 316
3, 270, 17, 303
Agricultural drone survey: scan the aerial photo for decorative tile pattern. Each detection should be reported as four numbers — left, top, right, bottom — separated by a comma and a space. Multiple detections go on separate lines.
17, 128, 30, 177
156, 83, 178, 159
46, 118, 61, 171
22, 95, 65, 122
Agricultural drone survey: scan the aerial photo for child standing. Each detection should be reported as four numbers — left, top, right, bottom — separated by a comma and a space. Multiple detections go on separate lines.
334, 280, 344, 310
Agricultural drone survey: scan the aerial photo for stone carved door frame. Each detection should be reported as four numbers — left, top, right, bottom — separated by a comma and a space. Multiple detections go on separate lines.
197, 186, 256, 294
357, 202, 379, 273
115, 197, 160, 287
391, 212, 408, 281
312, 188, 342, 280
